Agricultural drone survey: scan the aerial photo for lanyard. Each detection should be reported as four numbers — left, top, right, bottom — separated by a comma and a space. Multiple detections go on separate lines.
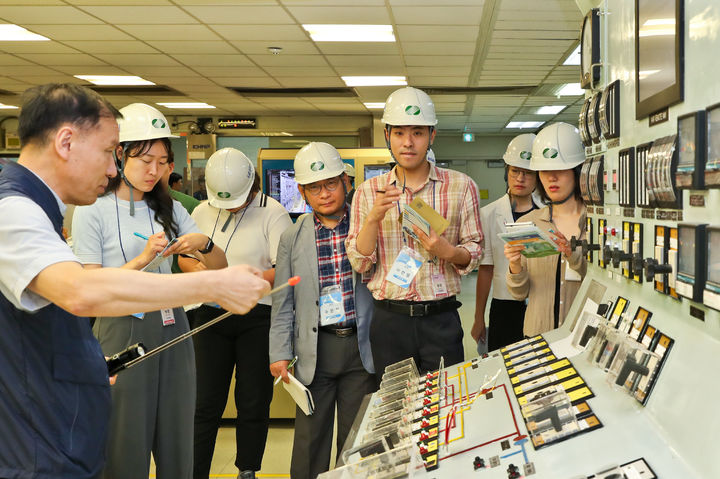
396, 179, 437, 246
210, 203, 250, 254
115, 192, 155, 264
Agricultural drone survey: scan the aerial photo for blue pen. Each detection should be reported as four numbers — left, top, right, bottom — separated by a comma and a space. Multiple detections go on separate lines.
134, 232, 149, 241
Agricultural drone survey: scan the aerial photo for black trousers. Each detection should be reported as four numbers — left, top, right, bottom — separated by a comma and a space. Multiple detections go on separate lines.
487, 298, 527, 352
190, 304, 273, 477
369, 305, 464, 381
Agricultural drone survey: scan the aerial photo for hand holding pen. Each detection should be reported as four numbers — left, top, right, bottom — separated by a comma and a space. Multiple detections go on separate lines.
273, 356, 298, 386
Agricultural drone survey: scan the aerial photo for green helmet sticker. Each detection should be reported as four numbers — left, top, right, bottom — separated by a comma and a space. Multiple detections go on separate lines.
152, 118, 166, 129
310, 161, 325, 171
519, 151, 532, 160
217, 191, 231, 199
543, 147, 559, 159
405, 105, 421, 116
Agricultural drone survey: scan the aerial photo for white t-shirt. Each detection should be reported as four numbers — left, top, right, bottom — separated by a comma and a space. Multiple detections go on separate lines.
72, 193, 200, 274
191, 194, 292, 305
0, 194, 79, 312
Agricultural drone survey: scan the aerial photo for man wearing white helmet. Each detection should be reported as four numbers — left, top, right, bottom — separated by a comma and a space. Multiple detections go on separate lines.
344, 162, 356, 205
72, 102, 231, 479
0, 84, 268, 479
347, 87, 483, 377
505, 122, 587, 337
184, 148, 291, 479
473, 134, 543, 352
270, 142, 375, 479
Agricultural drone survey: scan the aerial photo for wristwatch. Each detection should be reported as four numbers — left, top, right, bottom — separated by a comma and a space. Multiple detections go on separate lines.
198, 237, 214, 254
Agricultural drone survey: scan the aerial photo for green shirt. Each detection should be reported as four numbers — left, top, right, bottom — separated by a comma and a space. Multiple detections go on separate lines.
169, 188, 201, 273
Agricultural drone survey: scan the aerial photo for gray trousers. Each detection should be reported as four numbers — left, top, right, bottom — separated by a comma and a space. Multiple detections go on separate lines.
290, 330, 376, 479
94, 308, 196, 479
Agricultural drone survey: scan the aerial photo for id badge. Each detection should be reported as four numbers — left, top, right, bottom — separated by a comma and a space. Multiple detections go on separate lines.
386, 246, 423, 289
131, 312, 145, 320
161, 308, 176, 326
319, 285, 345, 327
431, 273, 448, 298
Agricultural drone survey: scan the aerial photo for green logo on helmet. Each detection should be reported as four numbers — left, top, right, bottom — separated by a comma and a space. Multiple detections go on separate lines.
405, 105, 421, 116
151, 118, 166, 129
519, 151, 532, 160
543, 148, 559, 159
217, 192, 231, 199
310, 161, 325, 171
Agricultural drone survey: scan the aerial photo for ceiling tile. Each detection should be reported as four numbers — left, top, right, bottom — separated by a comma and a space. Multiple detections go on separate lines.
123, 66, 201, 76
216, 77, 282, 88
170, 54, 254, 67
53, 65, 129, 75
316, 43, 399, 55
1, 65, 63, 76
23, 25, 133, 41
401, 41, 476, 56
196, 66, 268, 77
275, 77, 346, 88
280, 0, 385, 5
390, 0, 483, 4
407, 66, 469, 76
211, 24, 307, 41
0, 6, 102, 24
248, 54, 328, 67
118, 25, 222, 41
182, 6, 294, 24
77, 6, 196, 23
66, 0, 172, 4
0, 54, 33, 66
410, 76, 468, 87
63, 40, 159, 54
20, 53, 107, 66
146, 41, 238, 55
405, 55, 472, 67
333, 65, 404, 76
325, 55, 401, 67
391, 6, 483, 25
93, 53, 181, 66
0, 42, 80, 54
230, 40, 319, 55
262, 66, 336, 76
285, 6, 391, 23
396, 26, 477, 42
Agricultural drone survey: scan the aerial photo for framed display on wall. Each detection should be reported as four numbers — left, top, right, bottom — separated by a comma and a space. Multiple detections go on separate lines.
635, 0, 684, 119
580, 8, 601, 89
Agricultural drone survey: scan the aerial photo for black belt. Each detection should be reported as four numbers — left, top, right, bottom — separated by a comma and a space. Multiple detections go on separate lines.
374, 296, 461, 317
319, 325, 357, 337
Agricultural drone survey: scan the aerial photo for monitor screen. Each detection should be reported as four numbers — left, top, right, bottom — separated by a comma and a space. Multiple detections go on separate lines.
364, 164, 391, 180
677, 115, 696, 169
677, 225, 695, 277
708, 229, 720, 287
707, 106, 720, 170
265, 169, 311, 214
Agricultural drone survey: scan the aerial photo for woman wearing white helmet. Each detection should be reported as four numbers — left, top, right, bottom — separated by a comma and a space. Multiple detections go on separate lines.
72, 103, 228, 479
504, 122, 587, 337
474, 134, 543, 352
183, 148, 292, 479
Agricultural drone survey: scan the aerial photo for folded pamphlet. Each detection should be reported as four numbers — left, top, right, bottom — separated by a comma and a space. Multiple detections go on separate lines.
498, 221, 560, 258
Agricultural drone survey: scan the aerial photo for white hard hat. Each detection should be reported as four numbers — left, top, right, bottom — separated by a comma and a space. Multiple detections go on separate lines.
503, 133, 535, 169
117, 103, 178, 143
344, 163, 356, 177
381, 87, 437, 126
529, 122, 585, 171
294, 142, 345, 185
427, 149, 436, 164
205, 148, 255, 209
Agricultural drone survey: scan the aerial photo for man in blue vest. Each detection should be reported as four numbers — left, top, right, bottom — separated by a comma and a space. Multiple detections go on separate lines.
0, 83, 270, 479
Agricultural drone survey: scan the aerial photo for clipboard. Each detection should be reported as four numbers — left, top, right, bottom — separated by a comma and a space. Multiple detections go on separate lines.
283, 373, 315, 416
141, 237, 177, 272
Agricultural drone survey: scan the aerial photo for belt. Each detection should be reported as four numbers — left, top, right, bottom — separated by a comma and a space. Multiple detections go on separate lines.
319, 326, 357, 337
374, 296, 461, 317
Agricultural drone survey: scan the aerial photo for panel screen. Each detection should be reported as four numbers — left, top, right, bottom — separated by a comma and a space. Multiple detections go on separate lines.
677, 225, 696, 278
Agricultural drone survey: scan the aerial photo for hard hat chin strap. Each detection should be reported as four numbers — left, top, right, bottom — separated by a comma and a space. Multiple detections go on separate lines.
547, 191, 574, 222
115, 145, 137, 216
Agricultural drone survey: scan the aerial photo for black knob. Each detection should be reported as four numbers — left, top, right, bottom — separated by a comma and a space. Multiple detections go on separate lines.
570, 236, 581, 251
602, 244, 613, 264
643, 258, 673, 282
586, 242, 601, 252
611, 248, 633, 268
632, 252, 644, 273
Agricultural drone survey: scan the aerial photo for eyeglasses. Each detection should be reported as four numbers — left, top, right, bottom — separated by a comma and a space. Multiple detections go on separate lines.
303, 177, 342, 196
508, 168, 534, 179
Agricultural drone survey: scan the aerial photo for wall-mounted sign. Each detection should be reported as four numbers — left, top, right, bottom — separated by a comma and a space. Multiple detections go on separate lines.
217, 118, 257, 129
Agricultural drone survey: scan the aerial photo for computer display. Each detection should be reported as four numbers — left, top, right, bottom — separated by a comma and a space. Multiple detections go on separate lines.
364, 164, 391, 180
677, 225, 696, 278
265, 169, 311, 214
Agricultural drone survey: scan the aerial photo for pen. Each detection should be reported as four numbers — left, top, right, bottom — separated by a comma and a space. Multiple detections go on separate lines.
134, 232, 149, 241
275, 355, 298, 386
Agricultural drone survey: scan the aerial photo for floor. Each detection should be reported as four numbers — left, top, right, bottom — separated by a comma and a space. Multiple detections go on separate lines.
150, 272, 483, 478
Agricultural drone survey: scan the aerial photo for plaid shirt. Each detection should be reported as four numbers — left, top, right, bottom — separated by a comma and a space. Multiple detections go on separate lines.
315, 210, 356, 327
346, 165, 483, 301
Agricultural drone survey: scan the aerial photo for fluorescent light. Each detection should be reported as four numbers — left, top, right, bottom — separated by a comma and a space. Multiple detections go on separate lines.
536, 105, 566, 115
0, 103, 18, 109
157, 102, 216, 109
303, 24, 395, 42
342, 76, 406, 87
75, 75, 155, 86
0, 24, 49, 41
506, 121, 544, 129
462, 133, 475, 142
556, 83, 584, 96
563, 45, 580, 66
363, 102, 385, 109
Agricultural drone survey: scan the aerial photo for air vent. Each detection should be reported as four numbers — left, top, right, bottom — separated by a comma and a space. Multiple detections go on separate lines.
86, 85, 183, 96
229, 87, 357, 98
419, 86, 538, 95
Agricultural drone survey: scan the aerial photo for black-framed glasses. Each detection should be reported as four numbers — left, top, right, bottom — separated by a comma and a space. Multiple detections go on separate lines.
304, 177, 342, 196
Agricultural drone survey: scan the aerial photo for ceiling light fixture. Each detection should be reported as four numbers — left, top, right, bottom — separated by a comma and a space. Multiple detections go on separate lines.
303, 24, 395, 42
0, 103, 19, 109
342, 76, 406, 87
462, 133, 475, 142
506, 121, 545, 129
75, 75, 155, 86
363, 102, 385, 109
536, 105, 566, 115
157, 102, 216, 109
0, 24, 49, 41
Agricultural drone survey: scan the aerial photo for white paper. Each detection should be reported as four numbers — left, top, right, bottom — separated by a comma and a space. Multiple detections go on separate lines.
283, 373, 315, 416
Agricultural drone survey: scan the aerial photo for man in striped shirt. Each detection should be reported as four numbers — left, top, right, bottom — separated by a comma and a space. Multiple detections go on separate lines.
347, 87, 483, 379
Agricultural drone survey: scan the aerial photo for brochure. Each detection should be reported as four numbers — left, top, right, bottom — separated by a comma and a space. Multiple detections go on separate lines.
497, 222, 560, 258
400, 197, 449, 241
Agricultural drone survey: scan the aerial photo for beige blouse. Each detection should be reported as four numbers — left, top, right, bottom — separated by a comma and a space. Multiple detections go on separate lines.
506, 205, 587, 337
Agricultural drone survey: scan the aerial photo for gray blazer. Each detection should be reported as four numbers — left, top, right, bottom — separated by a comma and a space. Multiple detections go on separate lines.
269, 213, 375, 385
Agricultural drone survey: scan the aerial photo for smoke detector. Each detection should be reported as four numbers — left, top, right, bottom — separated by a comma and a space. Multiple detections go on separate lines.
267, 46, 283, 55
